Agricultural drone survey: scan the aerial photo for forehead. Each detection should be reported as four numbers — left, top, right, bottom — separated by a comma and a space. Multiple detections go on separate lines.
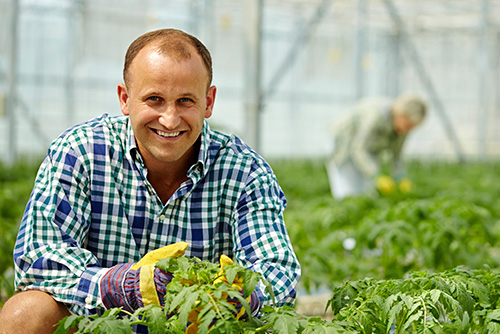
127, 46, 209, 93
128, 44, 209, 86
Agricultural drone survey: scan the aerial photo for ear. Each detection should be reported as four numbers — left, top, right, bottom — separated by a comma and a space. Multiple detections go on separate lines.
117, 83, 130, 116
204, 85, 217, 119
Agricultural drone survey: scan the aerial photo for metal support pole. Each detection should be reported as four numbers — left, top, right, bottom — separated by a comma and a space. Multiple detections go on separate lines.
7, 0, 20, 164
478, 0, 490, 158
65, 2, 80, 128
243, 0, 263, 151
383, 0, 465, 162
261, 0, 333, 104
355, 0, 367, 99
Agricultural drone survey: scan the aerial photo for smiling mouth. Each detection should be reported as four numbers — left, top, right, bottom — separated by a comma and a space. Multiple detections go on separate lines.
156, 129, 182, 138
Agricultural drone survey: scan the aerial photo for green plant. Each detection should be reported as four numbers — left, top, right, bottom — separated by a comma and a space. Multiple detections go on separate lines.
271, 159, 500, 292
54, 261, 500, 333
328, 266, 500, 333
54, 256, 259, 333
0, 159, 40, 306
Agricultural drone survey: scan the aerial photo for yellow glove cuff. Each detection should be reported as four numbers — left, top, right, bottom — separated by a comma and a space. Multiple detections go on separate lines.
132, 241, 188, 270
133, 242, 189, 307
139, 263, 161, 306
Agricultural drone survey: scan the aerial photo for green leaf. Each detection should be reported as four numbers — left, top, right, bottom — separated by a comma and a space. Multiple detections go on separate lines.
487, 322, 500, 334
53, 314, 82, 334
198, 308, 216, 333
94, 318, 133, 334
178, 288, 201, 325
382, 294, 397, 320
386, 300, 402, 333
430, 289, 441, 304
459, 311, 471, 334
224, 265, 238, 285
402, 310, 422, 331
273, 313, 299, 334
168, 284, 191, 313
469, 279, 490, 305
142, 306, 167, 334
486, 309, 500, 322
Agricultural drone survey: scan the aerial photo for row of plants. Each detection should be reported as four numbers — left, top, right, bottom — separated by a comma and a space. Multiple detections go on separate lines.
56, 257, 500, 333
0, 159, 40, 306
272, 159, 500, 292
2, 158, 500, 333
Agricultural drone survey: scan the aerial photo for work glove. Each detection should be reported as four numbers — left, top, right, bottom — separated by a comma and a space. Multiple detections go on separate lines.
100, 241, 188, 312
186, 255, 260, 333
398, 177, 414, 193
375, 175, 396, 195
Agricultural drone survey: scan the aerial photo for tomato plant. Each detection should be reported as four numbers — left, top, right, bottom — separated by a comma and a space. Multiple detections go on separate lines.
54, 258, 500, 334
272, 159, 500, 292
54, 256, 348, 334
0, 159, 40, 306
3, 158, 500, 333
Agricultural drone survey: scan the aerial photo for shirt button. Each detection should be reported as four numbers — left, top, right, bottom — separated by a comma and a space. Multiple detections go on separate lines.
159, 214, 166, 220
85, 297, 92, 304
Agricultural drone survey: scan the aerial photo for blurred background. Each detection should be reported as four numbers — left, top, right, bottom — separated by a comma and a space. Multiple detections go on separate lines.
1, 0, 499, 163
3, 2, 500, 323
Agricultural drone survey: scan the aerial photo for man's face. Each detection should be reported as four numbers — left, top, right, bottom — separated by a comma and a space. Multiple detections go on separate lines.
393, 114, 417, 135
118, 45, 216, 168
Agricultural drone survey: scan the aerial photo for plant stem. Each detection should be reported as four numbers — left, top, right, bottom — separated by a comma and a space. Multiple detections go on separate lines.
255, 323, 273, 332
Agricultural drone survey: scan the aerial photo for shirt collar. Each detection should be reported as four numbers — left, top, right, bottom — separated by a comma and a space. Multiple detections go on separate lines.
190, 120, 211, 177
126, 119, 212, 178
126, 121, 145, 167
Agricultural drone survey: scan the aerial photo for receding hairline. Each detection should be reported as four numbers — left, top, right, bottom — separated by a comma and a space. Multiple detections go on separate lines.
123, 29, 213, 88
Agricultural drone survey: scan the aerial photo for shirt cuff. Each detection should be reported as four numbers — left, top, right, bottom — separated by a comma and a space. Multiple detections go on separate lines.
71, 267, 110, 315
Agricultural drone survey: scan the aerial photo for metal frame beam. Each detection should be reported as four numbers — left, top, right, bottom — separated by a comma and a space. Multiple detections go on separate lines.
261, 0, 333, 104
383, 0, 465, 162
7, 0, 19, 164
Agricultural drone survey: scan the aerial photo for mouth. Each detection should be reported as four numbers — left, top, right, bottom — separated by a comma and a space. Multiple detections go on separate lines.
155, 129, 182, 138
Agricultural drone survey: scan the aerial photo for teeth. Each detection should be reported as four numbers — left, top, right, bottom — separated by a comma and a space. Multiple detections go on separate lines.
157, 130, 180, 138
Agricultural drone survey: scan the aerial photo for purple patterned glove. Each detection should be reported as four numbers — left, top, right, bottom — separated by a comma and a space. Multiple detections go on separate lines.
100, 262, 173, 312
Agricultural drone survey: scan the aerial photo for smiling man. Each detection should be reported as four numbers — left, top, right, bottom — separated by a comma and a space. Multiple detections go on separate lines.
0, 29, 300, 334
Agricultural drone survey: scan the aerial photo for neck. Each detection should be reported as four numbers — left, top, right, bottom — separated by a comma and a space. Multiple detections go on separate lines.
144, 141, 200, 204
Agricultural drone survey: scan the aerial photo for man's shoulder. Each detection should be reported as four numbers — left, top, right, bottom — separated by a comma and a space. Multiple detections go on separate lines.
60, 114, 127, 136
207, 129, 274, 175
49, 114, 128, 154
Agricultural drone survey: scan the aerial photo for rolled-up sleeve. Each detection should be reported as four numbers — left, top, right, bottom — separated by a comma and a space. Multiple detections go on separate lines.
14, 148, 106, 315
232, 165, 301, 308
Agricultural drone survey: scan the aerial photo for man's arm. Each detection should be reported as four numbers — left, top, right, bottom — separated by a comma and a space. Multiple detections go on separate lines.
14, 149, 106, 316
232, 164, 301, 310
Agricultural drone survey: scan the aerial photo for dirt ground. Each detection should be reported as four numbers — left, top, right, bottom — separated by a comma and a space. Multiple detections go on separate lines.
295, 292, 333, 319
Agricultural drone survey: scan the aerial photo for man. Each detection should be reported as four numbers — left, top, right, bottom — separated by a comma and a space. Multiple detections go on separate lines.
0, 28, 300, 333
326, 93, 427, 199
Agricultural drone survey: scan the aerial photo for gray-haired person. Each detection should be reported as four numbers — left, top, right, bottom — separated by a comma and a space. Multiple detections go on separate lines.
326, 93, 427, 199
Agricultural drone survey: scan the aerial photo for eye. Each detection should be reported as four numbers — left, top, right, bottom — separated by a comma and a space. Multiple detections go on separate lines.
179, 97, 194, 103
147, 96, 161, 102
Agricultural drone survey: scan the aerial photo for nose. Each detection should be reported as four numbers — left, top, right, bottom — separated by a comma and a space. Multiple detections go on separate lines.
159, 103, 181, 129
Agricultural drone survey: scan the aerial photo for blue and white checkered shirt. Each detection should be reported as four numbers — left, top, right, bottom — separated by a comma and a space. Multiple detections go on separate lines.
14, 114, 300, 316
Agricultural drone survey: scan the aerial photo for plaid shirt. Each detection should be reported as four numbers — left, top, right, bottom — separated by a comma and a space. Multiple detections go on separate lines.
14, 114, 300, 316
329, 97, 407, 178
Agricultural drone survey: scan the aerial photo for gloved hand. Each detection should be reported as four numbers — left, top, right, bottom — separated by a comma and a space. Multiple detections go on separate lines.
100, 241, 188, 312
398, 178, 414, 193
186, 255, 259, 333
375, 175, 396, 195
213, 255, 258, 320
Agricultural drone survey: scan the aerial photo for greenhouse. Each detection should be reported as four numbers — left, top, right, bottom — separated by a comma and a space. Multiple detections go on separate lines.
1, 0, 500, 333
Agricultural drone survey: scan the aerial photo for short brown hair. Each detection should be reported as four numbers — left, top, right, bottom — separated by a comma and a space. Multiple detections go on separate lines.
123, 28, 213, 88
